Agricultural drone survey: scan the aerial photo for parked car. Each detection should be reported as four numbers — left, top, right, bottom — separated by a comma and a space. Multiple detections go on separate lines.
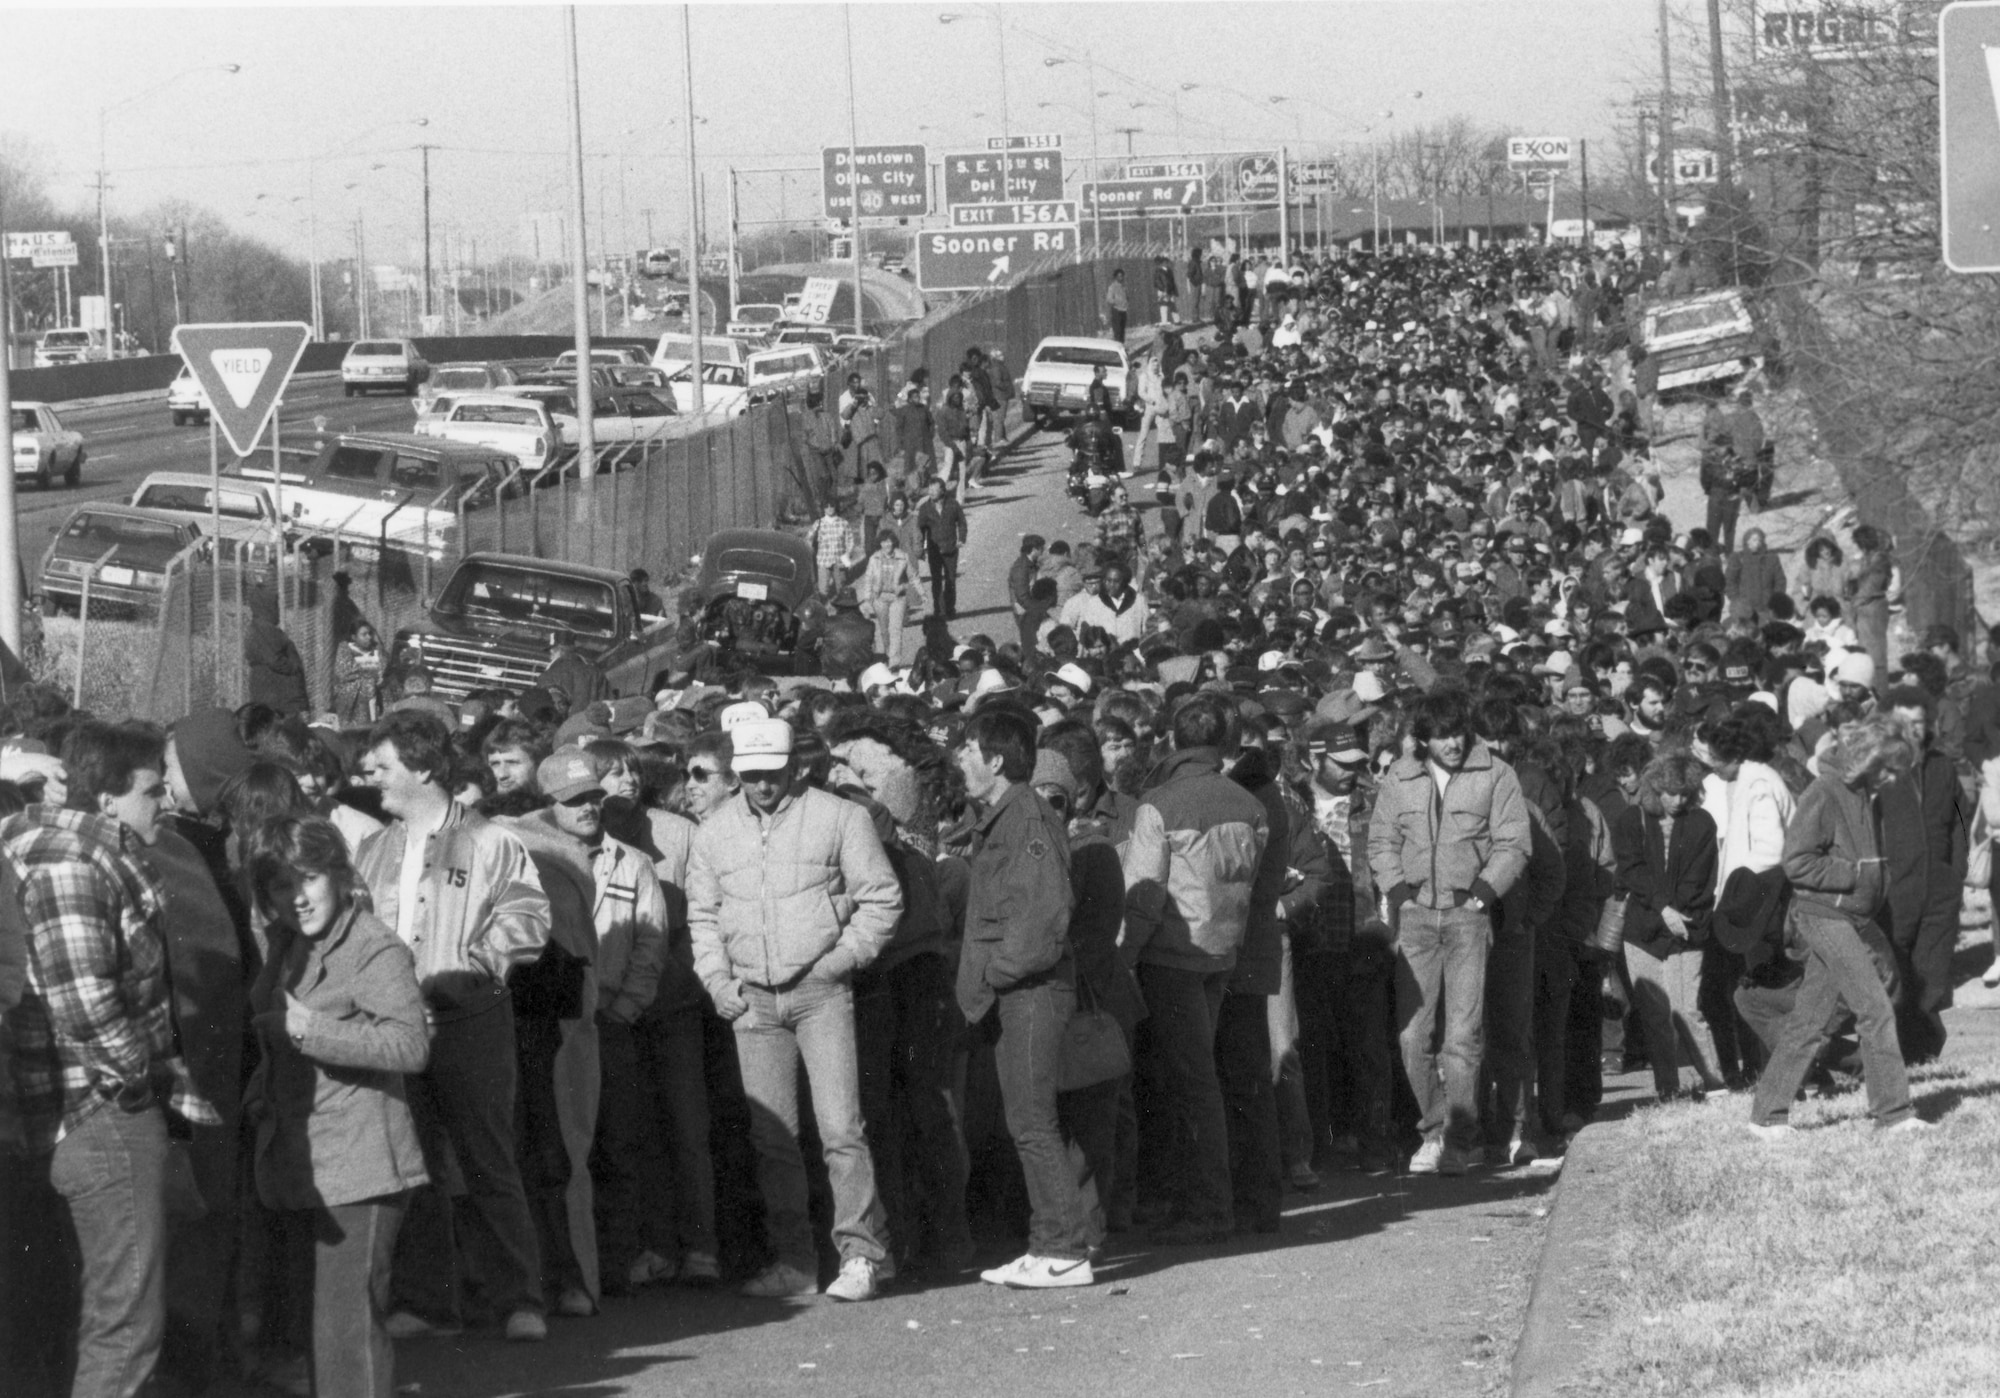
1019, 335, 1138, 428
40, 505, 201, 616
553, 346, 651, 370
1640, 289, 1764, 397
772, 326, 840, 352
393, 552, 680, 700
342, 339, 429, 397
743, 344, 828, 406
11, 402, 85, 489
128, 472, 287, 557
500, 385, 679, 461
688, 528, 820, 674
605, 364, 671, 391
415, 392, 562, 480
417, 361, 519, 418
666, 361, 751, 418
167, 366, 213, 426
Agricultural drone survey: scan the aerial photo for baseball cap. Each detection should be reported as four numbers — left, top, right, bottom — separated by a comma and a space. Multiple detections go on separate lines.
1352, 671, 1389, 703
1306, 719, 1368, 763
1618, 526, 1646, 548
859, 662, 897, 694
537, 748, 604, 804
1052, 662, 1094, 697
730, 718, 794, 773
719, 699, 771, 730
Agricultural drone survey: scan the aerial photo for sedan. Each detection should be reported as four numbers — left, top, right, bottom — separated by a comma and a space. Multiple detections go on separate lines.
12, 402, 85, 489
41, 506, 202, 616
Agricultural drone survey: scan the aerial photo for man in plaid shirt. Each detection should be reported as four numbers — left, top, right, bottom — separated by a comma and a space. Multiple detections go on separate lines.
3, 720, 215, 1398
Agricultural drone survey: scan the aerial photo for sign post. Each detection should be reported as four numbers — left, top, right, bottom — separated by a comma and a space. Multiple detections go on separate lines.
1941, 0, 2000, 271
171, 322, 312, 694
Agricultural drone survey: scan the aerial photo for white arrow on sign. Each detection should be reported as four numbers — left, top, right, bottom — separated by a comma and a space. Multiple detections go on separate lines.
988, 255, 1011, 283
1985, 42, 2000, 127
209, 349, 273, 410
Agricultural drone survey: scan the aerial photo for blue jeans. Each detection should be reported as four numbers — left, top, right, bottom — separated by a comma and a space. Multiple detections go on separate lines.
301, 1197, 405, 1398
991, 977, 1091, 1260
733, 971, 888, 1272
49, 1099, 170, 1398
1395, 904, 1492, 1151
1134, 963, 1232, 1230
1752, 914, 1913, 1127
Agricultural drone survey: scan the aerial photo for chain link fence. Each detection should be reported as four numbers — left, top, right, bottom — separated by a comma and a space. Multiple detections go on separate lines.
66, 255, 1161, 722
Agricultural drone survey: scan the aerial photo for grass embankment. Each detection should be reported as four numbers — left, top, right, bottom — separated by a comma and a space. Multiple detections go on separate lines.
1577, 1040, 2000, 1396
33, 613, 221, 719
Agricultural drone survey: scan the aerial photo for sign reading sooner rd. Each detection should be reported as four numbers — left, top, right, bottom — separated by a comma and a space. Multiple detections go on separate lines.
917, 225, 1078, 292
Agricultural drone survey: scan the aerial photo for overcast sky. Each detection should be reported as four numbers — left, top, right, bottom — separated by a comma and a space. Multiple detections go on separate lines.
0, 0, 1667, 265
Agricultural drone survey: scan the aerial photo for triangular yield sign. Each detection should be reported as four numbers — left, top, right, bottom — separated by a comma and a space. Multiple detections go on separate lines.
170, 322, 311, 458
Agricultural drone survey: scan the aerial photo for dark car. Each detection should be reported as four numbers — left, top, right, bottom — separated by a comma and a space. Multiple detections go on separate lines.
40, 505, 202, 615
690, 528, 820, 673
395, 551, 678, 701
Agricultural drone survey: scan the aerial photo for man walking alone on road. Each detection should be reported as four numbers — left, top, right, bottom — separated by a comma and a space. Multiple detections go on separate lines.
916, 475, 968, 621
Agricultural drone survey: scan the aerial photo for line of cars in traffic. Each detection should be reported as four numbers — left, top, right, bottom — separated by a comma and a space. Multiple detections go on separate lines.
35, 314, 879, 622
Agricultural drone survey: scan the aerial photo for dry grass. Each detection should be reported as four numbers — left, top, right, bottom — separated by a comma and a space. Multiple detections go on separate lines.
1577, 1049, 2000, 1396
32, 613, 221, 720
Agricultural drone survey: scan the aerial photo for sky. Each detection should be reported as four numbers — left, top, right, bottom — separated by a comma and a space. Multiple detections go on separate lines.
0, 0, 1670, 267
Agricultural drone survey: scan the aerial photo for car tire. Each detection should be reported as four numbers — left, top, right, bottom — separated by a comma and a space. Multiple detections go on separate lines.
35, 465, 50, 490
344, 384, 356, 398
65, 454, 81, 488
171, 410, 185, 427
1033, 410, 1051, 432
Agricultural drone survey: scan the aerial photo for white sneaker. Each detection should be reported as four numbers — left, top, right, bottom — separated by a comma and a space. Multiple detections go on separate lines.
504, 1309, 547, 1342
1745, 1121, 1796, 1142
739, 1262, 817, 1299
1879, 1116, 1935, 1135
383, 1311, 460, 1340
1002, 1255, 1095, 1289
979, 1253, 1034, 1286
1406, 1140, 1443, 1174
824, 1255, 880, 1302
627, 1249, 676, 1288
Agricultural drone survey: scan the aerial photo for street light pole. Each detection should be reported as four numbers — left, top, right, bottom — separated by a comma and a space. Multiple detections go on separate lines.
680, 4, 705, 414
420, 143, 435, 322
562, 4, 596, 515
0, 182, 20, 653
844, 3, 865, 338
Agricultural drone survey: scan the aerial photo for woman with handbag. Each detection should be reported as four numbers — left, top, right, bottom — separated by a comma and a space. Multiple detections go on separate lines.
1612, 753, 1727, 1102
859, 529, 918, 667
244, 816, 431, 1398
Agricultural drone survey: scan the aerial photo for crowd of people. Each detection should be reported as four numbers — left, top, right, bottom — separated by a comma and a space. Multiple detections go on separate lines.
5, 235, 1998, 1398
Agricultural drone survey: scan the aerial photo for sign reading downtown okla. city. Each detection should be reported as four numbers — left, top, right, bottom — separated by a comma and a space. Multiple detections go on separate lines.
822, 145, 930, 220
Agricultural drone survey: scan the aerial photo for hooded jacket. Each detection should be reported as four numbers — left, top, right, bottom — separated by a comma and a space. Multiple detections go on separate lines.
245, 587, 311, 716
1120, 747, 1269, 975
170, 708, 257, 819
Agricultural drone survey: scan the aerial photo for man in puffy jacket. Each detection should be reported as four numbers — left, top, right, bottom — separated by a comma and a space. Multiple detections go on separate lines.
686, 717, 903, 1303
1120, 693, 1269, 1244
1367, 687, 1531, 1176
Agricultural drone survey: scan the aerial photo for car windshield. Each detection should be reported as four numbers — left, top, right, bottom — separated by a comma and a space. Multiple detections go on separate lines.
620, 393, 674, 417
433, 368, 491, 390
712, 547, 800, 584
390, 455, 448, 489
455, 403, 543, 426
436, 563, 618, 637
326, 446, 385, 481
43, 331, 92, 348
671, 364, 746, 387
11, 409, 42, 432
1651, 301, 1743, 338
134, 484, 265, 521
352, 342, 404, 357
64, 514, 185, 549
1034, 344, 1123, 368
735, 306, 783, 324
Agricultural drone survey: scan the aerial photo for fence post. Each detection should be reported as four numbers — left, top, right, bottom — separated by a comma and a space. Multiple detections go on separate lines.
639, 437, 654, 575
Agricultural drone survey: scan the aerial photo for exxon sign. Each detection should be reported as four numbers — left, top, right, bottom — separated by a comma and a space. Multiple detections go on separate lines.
1507, 136, 1574, 170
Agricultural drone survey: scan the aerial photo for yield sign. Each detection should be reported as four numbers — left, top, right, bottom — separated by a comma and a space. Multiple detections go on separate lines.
169, 322, 312, 457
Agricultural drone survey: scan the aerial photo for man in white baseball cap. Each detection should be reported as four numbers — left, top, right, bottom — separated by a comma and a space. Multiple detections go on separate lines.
686, 717, 904, 1303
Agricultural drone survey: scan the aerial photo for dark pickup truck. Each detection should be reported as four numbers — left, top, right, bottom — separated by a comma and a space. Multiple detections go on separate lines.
394, 551, 679, 701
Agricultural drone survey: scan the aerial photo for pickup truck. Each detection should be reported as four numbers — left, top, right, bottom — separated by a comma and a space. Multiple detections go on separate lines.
1640, 289, 1764, 396
415, 392, 562, 479
234, 431, 511, 558
393, 552, 680, 701
725, 303, 787, 342
128, 472, 287, 557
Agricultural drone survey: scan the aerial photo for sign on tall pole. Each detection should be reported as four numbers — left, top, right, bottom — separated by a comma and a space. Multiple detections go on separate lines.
1940, 0, 2000, 271
169, 322, 311, 459
822, 143, 930, 220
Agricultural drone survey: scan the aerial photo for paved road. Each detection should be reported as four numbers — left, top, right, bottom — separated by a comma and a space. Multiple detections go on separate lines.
16, 375, 423, 569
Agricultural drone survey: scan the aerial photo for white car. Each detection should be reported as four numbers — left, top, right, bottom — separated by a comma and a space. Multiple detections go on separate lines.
724, 303, 786, 342
416, 392, 561, 478
168, 366, 212, 426
1019, 336, 1138, 428
128, 472, 286, 555
417, 362, 518, 419
11, 402, 86, 489
743, 345, 827, 405
652, 333, 748, 378
342, 339, 429, 397
667, 362, 751, 418
553, 346, 650, 370
35, 328, 106, 367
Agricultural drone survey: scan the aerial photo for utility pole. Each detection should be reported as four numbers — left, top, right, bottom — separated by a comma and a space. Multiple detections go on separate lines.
355, 214, 370, 339
0, 181, 21, 653
727, 167, 741, 320
562, 4, 596, 511
416, 144, 432, 326
680, 4, 705, 413
1657, 0, 1678, 233
1705, 0, 1735, 188
642, 207, 655, 247
844, 3, 864, 339
1115, 125, 1141, 156
1580, 138, 1592, 249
